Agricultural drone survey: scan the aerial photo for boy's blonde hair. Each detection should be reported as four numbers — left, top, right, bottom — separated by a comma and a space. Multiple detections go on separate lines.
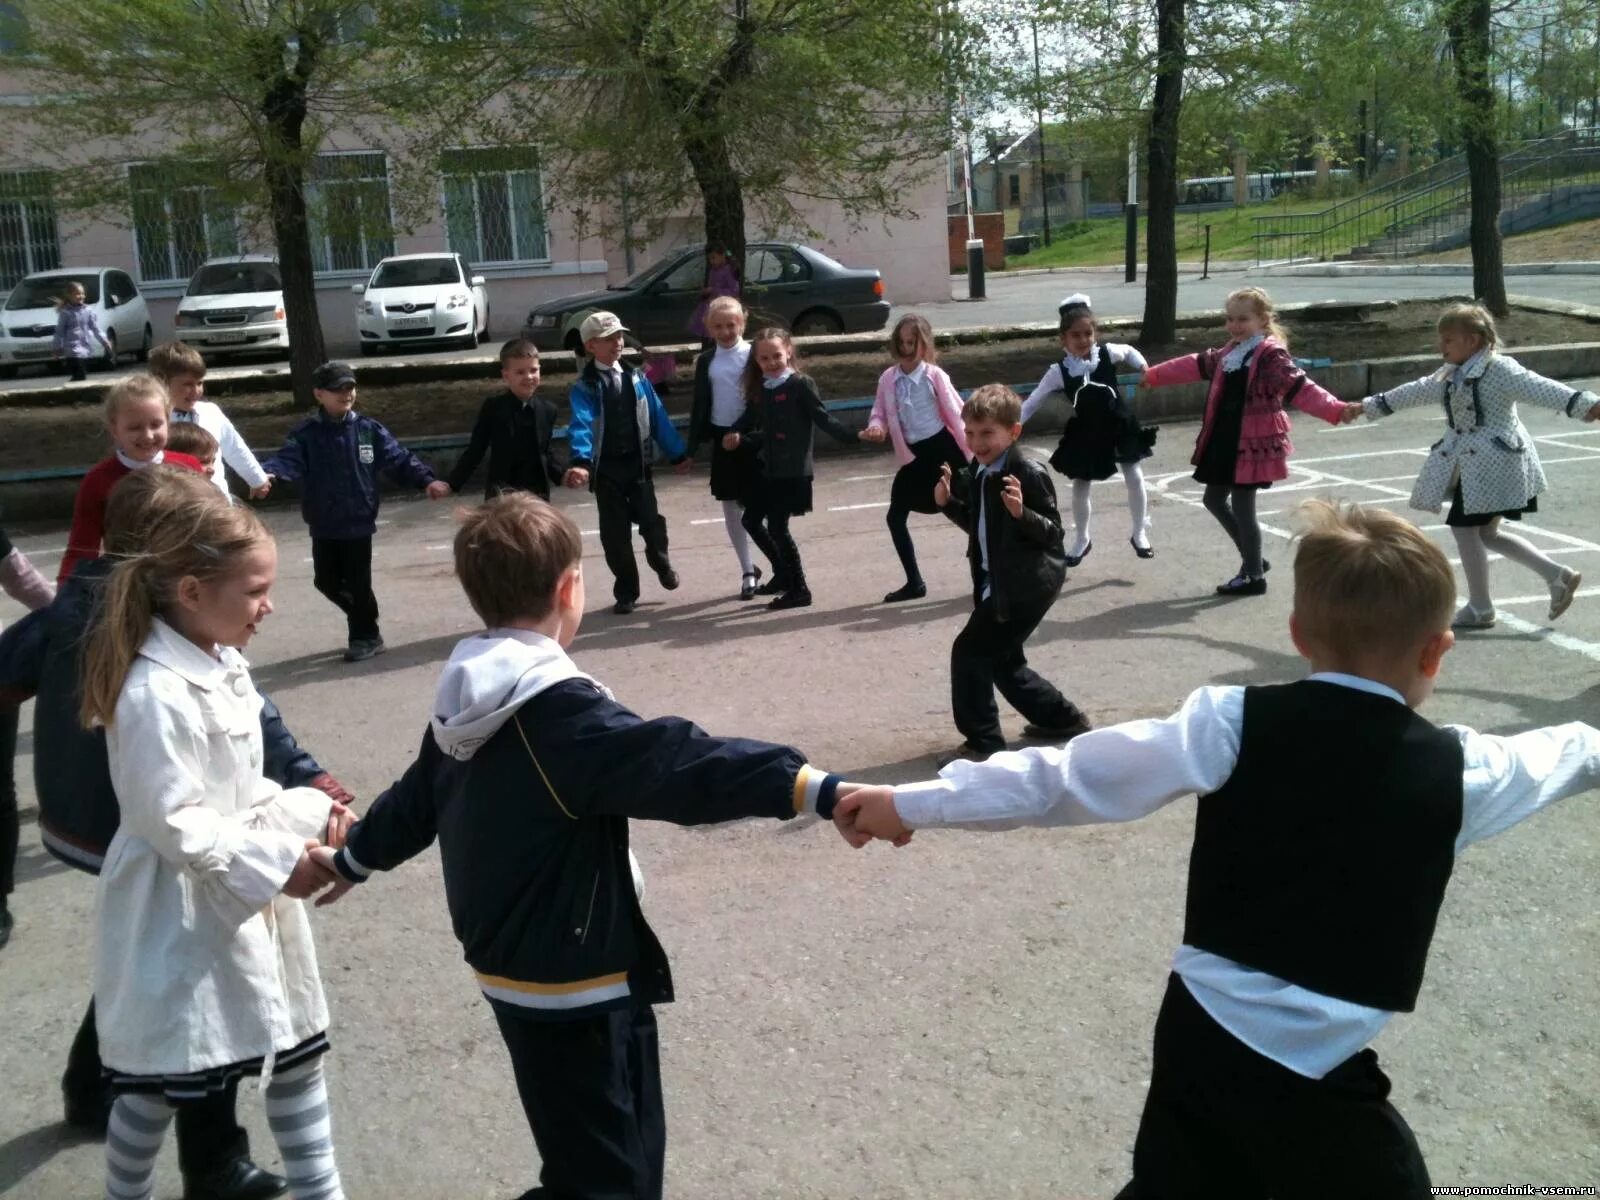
103, 374, 170, 425
706, 295, 746, 322
454, 493, 584, 627
1437, 302, 1498, 351
147, 340, 207, 383
1293, 500, 1455, 662
1227, 286, 1289, 349
164, 421, 219, 463
962, 382, 1021, 426
499, 337, 540, 364
80, 490, 268, 727
103, 464, 218, 556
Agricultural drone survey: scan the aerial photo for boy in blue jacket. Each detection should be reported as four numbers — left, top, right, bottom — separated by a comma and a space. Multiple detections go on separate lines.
0, 464, 352, 1200
562, 312, 691, 614
311, 493, 849, 1200
262, 362, 450, 661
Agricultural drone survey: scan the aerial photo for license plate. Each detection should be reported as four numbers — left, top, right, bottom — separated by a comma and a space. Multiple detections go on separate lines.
207, 331, 248, 343
14, 348, 54, 360
390, 316, 432, 329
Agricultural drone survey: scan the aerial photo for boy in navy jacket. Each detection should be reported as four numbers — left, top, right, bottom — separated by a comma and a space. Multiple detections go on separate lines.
262, 362, 450, 661
0, 464, 352, 1200
840, 499, 1600, 1197
562, 311, 690, 614
311, 493, 848, 1200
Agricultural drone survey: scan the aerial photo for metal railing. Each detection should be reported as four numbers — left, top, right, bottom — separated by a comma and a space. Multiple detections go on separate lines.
1253, 127, 1600, 264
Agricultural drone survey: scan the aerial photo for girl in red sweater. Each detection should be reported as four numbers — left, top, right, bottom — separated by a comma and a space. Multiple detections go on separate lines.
58, 375, 202, 583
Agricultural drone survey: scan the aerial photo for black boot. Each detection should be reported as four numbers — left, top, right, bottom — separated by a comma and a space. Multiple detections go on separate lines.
182, 1158, 288, 1200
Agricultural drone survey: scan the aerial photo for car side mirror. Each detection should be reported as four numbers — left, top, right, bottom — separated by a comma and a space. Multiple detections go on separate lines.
105, 297, 118, 309
470, 275, 486, 287
350, 283, 365, 294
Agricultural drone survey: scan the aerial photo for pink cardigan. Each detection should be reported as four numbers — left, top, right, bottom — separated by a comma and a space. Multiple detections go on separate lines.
865, 363, 971, 466
1143, 338, 1345, 485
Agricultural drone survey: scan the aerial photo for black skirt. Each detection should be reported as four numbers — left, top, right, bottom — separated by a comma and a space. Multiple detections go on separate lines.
752, 475, 813, 517
1446, 480, 1536, 527
1193, 367, 1256, 488
1049, 381, 1157, 481
106, 1030, 330, 1102
890, 427, 970, 513
706, 423, 760, 503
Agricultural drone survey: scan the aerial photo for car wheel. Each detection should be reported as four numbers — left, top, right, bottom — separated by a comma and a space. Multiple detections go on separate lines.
359, 342, 381, 357
101, 331, 119, 368
135, 324, 152, 362
477, 306, 491, 343
792, 309, 844, 336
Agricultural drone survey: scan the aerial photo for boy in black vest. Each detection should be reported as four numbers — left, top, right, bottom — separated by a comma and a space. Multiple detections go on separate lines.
444, 338, 563, 501
308, 493, 849, 1200
837, 498, 1600, 1198
934, 383, 1092, 761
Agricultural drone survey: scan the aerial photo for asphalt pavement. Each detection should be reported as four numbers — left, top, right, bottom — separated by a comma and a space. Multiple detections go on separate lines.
3, 390, 1598, 1197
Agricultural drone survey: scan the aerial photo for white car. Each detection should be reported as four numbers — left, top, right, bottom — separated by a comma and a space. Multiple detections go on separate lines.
173, 256, 288, 358
0, 267, 152, 378
353, 253, 489, 356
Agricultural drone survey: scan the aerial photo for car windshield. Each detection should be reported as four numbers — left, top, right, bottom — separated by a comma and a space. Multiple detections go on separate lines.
371, 259, 461, 289
188, 263, 281, 296
5, 274, 100, 309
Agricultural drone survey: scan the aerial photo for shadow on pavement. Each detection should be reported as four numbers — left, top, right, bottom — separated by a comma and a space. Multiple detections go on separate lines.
0, 1122, 94, 1194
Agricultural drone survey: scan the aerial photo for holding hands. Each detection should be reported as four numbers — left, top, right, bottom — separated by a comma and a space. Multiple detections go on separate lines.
564, 466, 590, 489
283, 840, 341, 900
831, 786, 913, 848
1340, 401, 1365, 424
308, 846, 357, 908
932, 461, 953, 508
249, 480, 272, 500
1585, 401, 1600, 422
859, 424, 887, 444
720, 432, 741, 451
425, 480, 452, 500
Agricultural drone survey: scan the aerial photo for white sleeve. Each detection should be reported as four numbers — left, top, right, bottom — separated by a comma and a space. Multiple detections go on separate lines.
1496, 358, 1599, 418
894, 686, 1245, 830
1363, 372, 1447, 419
215, 413, 268, 488
1020, 364, 1065, 424
1453, 723, 1600, 852
1106, 343, 1148, 372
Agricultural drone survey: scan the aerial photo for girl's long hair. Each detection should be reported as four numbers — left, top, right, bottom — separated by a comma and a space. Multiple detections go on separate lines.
1227, 286, 1289, 349
742, 327, 799, 408
887, 314, 936, 364
79, 493, 270, 728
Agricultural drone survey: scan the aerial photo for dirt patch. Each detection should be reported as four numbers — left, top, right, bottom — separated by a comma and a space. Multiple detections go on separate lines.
5, 300, 1597, 474
1412, 217, 1600, 264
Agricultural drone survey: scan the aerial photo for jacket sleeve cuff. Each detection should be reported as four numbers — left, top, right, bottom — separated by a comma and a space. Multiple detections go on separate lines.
332, 844, 373, 885
792, 765, 844, 819
308, 771, 355, 807
890, 781, 947, 829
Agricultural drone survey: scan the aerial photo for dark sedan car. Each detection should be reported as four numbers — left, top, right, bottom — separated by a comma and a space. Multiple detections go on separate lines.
521, 242, 890, 353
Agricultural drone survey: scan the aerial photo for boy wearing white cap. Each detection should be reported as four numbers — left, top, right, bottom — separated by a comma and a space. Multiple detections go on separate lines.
563, 312, 691, 614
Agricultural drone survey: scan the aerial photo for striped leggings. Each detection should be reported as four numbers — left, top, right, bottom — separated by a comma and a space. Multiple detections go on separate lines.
105, 1060, 344, 1200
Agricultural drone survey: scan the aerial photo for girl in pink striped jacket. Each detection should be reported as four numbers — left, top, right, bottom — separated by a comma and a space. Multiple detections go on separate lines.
859, 314, 972, 602
1142, 288, 1358, 596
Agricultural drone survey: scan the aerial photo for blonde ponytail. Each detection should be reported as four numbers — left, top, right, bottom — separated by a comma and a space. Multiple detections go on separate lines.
1227, 286, 1289, 351
79, 555, 164, 727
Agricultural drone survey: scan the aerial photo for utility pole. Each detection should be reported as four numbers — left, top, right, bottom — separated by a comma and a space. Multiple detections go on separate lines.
1032, 17, 1052, 247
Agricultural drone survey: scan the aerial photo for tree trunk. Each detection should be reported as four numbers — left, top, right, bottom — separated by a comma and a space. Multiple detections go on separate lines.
1141, 0, 1186, 346
1446, 0, 1507, 316
684, 129, 746, 280
261, 39, 325, 409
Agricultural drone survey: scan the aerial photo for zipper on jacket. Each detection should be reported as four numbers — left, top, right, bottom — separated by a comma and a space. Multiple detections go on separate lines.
576, 870, 599, 944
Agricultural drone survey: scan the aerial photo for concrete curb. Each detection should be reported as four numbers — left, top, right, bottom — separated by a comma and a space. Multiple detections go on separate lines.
1256, 261, 1600, 278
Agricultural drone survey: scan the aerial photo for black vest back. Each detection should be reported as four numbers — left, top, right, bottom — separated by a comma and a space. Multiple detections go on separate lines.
1182, 680, 1463, 1012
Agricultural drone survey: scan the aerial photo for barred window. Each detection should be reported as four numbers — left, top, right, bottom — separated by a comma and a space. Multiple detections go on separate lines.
128, 163, 240, 283
0, 171, 61, 290
308, 152, 394, 273
441, 147, 549, 265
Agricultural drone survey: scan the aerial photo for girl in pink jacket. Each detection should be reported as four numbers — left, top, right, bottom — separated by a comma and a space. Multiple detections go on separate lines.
1143, 287, 1356, 596
859, 314, 972, 602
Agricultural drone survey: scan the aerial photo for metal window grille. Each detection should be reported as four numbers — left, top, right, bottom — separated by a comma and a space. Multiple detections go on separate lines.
307, 152, 394, 273
0, 171, 61, 290
441, 147, 549, 265
127, 163, 240, 283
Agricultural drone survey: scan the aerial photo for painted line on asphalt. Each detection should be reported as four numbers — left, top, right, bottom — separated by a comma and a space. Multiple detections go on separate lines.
1494, 611, 1600, 664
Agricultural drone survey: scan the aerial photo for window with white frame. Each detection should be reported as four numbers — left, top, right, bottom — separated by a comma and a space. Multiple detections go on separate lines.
0, 171, 61, 290
441, 147, 549, 266
307, 152, 394, 273
128, 163, 240, 283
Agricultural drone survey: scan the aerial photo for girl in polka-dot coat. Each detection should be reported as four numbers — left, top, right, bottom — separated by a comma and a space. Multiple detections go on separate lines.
1361, 303, 1600, 630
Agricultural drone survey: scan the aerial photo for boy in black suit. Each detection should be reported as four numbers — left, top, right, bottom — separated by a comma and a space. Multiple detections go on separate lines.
934, 383, 1091, 760
445, 339, 563, 501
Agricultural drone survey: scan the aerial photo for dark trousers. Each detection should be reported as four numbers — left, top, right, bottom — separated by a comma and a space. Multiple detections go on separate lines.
495, 1005, 666, 1200
64, 998, 250, 1175
1113, 975, 1432, 1200
951, 593, 1079, 752
594, 464, 671, 604
310, 535, 379, 642
741, 504, 803, 593
0, 703, 16, 898
66, 357, 88, 382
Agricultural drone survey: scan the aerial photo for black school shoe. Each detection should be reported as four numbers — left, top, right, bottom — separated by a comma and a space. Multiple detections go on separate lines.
883, 581, 927, 603
1021, 716, 1094, 742
1216, 573, 1267, 597
343, 636, 386, 662
768, 588, 812, 610
655, 564, 680, 591
1064, 541, 1093, 568
182, 1158, 288, 1200
739, 566, 764, 600
613, 598, 637, 615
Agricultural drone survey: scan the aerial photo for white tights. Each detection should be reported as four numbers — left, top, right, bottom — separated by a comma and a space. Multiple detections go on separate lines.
1069, 464, 1151, 556
1451, 518, 1563, 611
722, 500, 754, 576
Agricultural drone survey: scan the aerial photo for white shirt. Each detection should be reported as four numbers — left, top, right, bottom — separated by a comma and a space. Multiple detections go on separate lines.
974, 449, 1009, 601
1020, 342, 1147, 424
171, 399, 269, 497
893, 362, 945, 443
115, 449, 165, 471
892, 672, 1600, 1078
709, 340, 750, 427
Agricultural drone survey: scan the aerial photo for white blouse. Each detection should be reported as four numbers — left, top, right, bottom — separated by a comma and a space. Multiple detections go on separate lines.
709, 340, 750, 427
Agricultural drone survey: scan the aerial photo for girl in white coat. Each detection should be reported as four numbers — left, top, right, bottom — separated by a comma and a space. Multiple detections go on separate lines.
1361, 303, 1600, 629
79, 493, 348, 1200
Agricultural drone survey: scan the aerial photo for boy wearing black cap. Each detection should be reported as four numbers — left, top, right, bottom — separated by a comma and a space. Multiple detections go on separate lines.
262, 362, 451, 661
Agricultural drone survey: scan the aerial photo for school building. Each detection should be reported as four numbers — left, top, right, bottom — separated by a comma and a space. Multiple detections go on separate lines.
0, 69, 950, 347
